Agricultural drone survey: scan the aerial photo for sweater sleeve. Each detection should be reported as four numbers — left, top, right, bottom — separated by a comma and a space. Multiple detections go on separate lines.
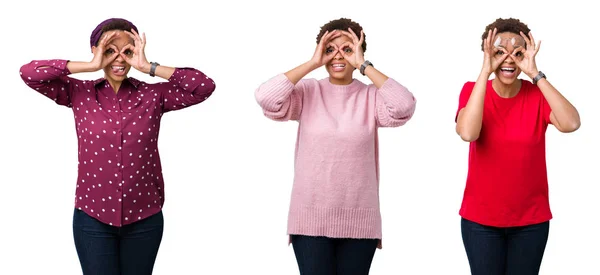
375, 78, 416, 127
254, 74, 305, 121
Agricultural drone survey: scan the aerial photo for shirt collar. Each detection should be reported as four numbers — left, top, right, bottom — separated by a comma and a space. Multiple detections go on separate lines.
93, 77, 141, 88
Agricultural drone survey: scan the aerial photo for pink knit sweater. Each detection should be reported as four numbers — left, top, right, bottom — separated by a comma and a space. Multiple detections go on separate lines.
255, 74, 416, 246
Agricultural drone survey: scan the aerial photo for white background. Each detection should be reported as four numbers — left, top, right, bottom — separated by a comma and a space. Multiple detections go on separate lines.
1, 0, 598, 274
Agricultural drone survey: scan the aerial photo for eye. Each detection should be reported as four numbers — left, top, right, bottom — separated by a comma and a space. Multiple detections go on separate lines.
325, 47, 334, 54
104, 48, 115, 55
344, 47, 352, 53
515, 51, 523, 57
495, 50, 505, 56
124, 49, 133, 56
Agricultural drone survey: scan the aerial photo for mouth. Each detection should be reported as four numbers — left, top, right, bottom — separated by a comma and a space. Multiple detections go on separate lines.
111, 65, 127, 76
331, 63, 346, 72
499, 67, 517, 78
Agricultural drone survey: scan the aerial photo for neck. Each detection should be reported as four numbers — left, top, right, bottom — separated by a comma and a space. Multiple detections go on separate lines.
328, 75, 354, 86
492, 78, 521, 98
106, 78, 123, 94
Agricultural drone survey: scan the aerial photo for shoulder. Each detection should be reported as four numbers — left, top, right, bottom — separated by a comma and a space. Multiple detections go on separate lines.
458, 81, 478, 99
461, 81, 477, 91
520, 79, 539, 93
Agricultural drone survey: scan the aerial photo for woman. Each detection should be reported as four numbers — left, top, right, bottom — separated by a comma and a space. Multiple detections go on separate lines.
455, 18, 580, 275
255, 18, 416, 275
19, 18, 216, 275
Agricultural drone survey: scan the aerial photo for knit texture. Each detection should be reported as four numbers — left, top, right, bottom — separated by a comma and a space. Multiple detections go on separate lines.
255, 74, 416, 246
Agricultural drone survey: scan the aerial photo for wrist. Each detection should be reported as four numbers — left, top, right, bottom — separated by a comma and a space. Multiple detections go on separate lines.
87, 62, 102, 73
307, 60, 321, 70
141, 62, 152, 74
356, 59, 365, 69
359, 60, 373, 76
480, 69, 493, 78
526, 69, 539, 79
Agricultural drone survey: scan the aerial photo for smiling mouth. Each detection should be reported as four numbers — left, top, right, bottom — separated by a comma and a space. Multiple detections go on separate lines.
331, 63, 346, 72
111, 66, 125, 72
500, 68, 515, 72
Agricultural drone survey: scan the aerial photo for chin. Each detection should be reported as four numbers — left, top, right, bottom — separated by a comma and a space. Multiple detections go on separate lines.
494, 72, 520, 85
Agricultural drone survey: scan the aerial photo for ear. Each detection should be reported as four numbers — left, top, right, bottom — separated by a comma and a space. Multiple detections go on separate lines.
91, 46, 97, 55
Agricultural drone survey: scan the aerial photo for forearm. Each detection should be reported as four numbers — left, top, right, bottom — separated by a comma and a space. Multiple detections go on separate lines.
143, 64, 176, 80
456, 72, 488, 141
363, 65, 388, 88
65, 61, 99, 74
284, 61, 318, 85
536, 77, 580, 131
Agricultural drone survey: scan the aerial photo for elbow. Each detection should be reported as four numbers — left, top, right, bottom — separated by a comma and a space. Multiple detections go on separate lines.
254, 88, 276, 111
456, 127, 479, 142
458, 132, 479, 142
559, 120, 581, 133
392, 99, 417, 120
19, 64, 31, 83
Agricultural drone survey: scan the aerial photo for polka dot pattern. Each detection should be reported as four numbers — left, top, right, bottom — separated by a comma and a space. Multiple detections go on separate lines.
20, 60, 216, 226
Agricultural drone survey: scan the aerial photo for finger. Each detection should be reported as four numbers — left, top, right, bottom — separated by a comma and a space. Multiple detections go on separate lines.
340, 41, 354, 52
107, 44, 119, 52
325, 43, 338, 55
483, 37, 489, 52
99, 31, 118, 47
494, 52, 509, 67
347, 28, 359, 41
324, 30, 341, 44
485, 29, 493, 51
340, 42, 354, 57
119, 45, 135, 62
510, 48, 524, 59
493, 47, 508, 57
534, 40, 541, 55
519, 31, 532, 49
141, 32, 146, 45
528, 31, 535, 46
121, 44, 135, 55
359, 30, 365, 45
130, 28, 142, 41
340, 30, 359, 44
123, 30, 138, 43
491, 28, 497, 43
320, 31, 336, 47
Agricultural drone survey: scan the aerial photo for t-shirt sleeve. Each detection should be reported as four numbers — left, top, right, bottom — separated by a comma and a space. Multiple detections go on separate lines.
455, 81, 475, 122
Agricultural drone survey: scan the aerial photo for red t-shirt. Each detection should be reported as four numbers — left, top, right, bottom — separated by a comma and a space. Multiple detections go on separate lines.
455, 79, 553, 227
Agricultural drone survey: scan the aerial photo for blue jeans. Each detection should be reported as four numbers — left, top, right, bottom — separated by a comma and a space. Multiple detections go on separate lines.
291, 235, 379, 275
73, 209, 164, 275
461, 218, 549, 275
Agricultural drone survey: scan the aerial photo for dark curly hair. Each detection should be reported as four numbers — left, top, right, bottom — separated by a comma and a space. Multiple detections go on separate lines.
481, 18, 531, 51
316, 18, 367, 53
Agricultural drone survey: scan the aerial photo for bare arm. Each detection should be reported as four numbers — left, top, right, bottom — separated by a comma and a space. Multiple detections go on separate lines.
535, 78, 580, 132
456, 28, 508, 142
512, 31, 580, 132
455, 72, 489, 141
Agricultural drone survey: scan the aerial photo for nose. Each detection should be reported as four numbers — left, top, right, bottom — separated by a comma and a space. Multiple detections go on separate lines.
115, 51, 125, 62
504, 54, 515, 63
333, 49, 344, 59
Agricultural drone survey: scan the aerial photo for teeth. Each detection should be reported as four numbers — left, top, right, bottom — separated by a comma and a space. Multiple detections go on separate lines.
501, 68, 515, 71
333, 64, 345, 68
112, 66, 125, 71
